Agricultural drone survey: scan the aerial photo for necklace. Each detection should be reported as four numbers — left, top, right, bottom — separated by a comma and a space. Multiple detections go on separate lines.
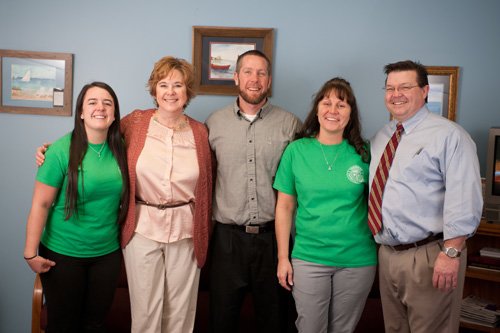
319, 142, 341, 171
154, 113, 189, 131
88, 142, 106, 157
172, 116, 189, 131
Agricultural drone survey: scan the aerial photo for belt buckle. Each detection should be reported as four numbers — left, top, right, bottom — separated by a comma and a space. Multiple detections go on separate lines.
245, 225, 259, 234
157, 203, 168, 210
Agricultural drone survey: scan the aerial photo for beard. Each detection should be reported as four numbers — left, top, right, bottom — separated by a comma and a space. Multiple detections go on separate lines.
238, 86, 269, 105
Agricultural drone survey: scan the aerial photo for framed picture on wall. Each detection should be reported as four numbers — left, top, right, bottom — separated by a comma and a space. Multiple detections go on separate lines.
0, 49, 73, 116
192, 26, 274, 95
425, 66, 459, 121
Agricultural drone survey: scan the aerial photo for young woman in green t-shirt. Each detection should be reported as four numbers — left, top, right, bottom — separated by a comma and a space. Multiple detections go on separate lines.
24, 82, 129, 331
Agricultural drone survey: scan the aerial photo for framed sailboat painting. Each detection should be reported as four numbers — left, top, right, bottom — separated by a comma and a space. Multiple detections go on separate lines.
0, 49, 73, 116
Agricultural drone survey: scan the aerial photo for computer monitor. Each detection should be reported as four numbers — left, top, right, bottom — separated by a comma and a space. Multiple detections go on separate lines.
484, 127, 500, 222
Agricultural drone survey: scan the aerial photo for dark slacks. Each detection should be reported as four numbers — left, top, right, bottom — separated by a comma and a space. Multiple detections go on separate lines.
39, 244, 121, 333
208, 223, 293, 333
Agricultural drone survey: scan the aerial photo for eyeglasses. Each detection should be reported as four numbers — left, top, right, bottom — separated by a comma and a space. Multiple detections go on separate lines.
383, 85, 419, 94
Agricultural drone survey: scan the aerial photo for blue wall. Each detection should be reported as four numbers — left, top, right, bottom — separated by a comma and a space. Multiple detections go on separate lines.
1, 0, 499, 331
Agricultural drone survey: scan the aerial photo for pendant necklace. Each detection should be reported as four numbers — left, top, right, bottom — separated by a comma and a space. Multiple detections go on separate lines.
154, 113, 189, 131
319, 142, 341, 171
88, 142, 106, 157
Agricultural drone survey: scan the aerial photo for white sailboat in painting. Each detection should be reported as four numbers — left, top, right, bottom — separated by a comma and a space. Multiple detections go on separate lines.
12, 65, 56, 101
21, 70, 31, 82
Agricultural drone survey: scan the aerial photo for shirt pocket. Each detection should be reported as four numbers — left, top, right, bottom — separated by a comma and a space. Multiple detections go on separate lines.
259, 136, 290, 177
393, 146, 442, 185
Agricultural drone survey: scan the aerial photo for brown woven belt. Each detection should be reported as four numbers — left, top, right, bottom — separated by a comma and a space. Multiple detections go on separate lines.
389, 233, 443, 251
136, 199, 193, 210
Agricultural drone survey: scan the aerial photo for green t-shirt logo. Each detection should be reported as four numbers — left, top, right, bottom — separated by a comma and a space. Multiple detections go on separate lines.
347, 165, 365, 184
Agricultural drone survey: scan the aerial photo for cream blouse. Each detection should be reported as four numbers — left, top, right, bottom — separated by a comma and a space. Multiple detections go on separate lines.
135, 117, 199, 243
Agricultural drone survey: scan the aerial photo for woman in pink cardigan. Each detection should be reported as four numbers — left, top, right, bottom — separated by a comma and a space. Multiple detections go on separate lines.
36, 57, 212, 332
120, 56, 212, 333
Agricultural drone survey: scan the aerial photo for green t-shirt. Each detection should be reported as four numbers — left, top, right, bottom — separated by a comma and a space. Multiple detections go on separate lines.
37, 133, 122, 257
273, 138, 376, 267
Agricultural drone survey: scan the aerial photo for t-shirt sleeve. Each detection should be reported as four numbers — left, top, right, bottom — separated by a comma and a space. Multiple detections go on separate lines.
273, 144, 296, 196
35, 141, 67, 189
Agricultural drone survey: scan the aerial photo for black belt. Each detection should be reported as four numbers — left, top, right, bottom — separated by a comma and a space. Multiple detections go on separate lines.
216, 221, 275, 234
136, 199, 192, 210
388, 233, 443, 251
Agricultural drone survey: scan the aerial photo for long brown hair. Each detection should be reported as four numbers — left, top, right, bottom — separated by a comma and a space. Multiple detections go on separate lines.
297, 77, 369, 163
65, 82, 129, 224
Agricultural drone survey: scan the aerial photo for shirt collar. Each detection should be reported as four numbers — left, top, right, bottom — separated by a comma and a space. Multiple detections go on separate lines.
232, 98, 271, 120
391, 105, 429, 135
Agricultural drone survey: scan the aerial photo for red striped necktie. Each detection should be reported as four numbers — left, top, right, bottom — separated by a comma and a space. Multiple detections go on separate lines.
368, 123, 404, 235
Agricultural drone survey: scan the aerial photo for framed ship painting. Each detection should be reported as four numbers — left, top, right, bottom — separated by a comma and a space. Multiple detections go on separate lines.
192, 26, 274, 95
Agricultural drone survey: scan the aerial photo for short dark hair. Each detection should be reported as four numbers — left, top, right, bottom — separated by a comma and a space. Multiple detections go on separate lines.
384, 60, 429, 87
235, 50, 272, 75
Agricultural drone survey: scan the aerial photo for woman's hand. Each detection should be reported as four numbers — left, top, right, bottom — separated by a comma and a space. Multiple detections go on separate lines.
25, 256, 56, 273
277, 258, 294, 291
275, 191, 297, 292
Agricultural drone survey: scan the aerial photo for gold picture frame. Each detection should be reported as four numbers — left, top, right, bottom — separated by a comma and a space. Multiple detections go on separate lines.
0, 49, 73, 116
192, 26, 274, 95
425, 66, 459, 121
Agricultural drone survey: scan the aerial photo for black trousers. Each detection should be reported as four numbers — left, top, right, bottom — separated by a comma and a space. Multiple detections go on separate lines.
39, 244, 121, 333
208, 223, 294, 333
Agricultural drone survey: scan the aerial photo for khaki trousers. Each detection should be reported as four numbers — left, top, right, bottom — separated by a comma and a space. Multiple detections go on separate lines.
123, 233, 200, 333
378, 241, 466, 333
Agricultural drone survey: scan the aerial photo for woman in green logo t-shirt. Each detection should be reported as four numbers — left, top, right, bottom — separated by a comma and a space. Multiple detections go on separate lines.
274, 77, 377, 333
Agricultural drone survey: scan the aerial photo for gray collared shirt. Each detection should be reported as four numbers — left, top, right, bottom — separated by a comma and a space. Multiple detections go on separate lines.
206, 99, 301, 225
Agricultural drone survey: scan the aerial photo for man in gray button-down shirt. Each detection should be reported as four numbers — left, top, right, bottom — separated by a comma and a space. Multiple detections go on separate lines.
206, 50, 301, 333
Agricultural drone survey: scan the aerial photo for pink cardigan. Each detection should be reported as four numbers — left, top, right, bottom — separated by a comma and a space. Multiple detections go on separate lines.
120, 109, 212, 267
